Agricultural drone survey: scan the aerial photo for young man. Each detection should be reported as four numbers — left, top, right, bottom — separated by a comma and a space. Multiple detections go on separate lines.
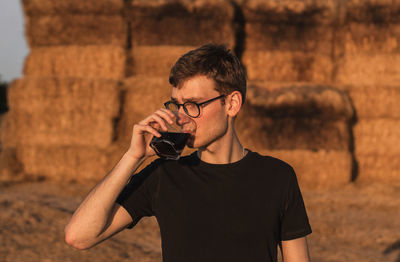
65, 44, 312, 262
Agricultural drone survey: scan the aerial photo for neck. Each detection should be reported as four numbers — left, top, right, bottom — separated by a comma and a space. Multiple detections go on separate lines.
197, 127, 246, 164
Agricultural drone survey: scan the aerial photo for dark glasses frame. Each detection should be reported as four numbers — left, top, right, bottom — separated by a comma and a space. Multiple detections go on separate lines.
164, 94, 225, 118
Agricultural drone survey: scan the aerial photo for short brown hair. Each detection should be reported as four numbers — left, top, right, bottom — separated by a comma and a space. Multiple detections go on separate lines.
169, 43, 247, 104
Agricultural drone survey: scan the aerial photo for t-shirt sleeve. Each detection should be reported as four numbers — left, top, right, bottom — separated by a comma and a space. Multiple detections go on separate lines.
116, 159, 161, 228
280, 166, 312, 241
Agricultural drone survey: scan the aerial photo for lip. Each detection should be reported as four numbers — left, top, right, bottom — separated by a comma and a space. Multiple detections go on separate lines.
185, 132, 195, 137
182, 129, 195, 135
184, 131, 195, 139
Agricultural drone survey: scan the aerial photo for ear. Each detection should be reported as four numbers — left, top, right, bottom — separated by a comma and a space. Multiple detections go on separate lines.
225, 91, 242, 117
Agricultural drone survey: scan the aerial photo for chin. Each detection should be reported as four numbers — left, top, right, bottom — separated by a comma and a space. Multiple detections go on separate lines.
187, 136, 205, 149
188, 138, 214, 150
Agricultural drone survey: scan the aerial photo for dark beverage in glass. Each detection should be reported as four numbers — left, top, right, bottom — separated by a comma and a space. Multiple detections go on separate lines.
150, 132, 190, 160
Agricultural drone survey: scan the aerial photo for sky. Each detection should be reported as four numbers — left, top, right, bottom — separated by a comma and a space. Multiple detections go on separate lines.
0, 0, 29, 83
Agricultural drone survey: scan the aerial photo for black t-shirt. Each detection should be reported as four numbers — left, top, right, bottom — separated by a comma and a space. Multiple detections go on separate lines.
117, 150, 312, 262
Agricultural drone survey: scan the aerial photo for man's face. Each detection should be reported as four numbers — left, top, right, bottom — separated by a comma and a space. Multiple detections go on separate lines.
170, 75, 228, 149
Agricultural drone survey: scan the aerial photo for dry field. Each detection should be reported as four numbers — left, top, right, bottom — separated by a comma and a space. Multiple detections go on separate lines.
0, 179, 399, 262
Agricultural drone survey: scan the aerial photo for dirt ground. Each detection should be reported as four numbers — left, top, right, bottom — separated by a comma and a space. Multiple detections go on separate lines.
0, 180, 399, 262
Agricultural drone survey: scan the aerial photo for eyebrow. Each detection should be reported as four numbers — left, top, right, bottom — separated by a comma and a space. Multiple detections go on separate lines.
170, 97, 203, 102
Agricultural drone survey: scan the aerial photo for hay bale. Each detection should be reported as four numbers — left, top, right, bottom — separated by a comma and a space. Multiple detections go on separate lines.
354, 119, 400, 155
3, 77, 121, 148
26, 15, 126, 47
242, 50, 333, 82
16, 146, 113, 183
236, 83, 353, 151
23, 46, 126, 79
345, 85, 400, 119
246, 83, 354, 120
245, 22, 334, 53
242, 0, 337, 25
131, 45, 196, 76
346, 0, 400, 23
356, 154, 400, 185
344, 23, 400, 53
0, 148, 24, 184
129, 0, 234, 47
117, 76, 172, 145
22, 0, 124, 15
237, 106, 350, 151
242, 0, 337, 82
255, 149, 352, 189
0, 111, 17, 149
336, 54, 400, 86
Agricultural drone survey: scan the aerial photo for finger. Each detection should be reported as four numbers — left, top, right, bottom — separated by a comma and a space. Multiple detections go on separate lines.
156, 109, 175, 124
149, 121, 161, 131
139, 114, 167, 130
135, 124, 161, 137
159, 108, 176, 119
148, 114, 168, 131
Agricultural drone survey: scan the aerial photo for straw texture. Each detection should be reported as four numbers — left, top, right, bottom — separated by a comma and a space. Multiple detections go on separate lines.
22, 0, 124, 15
26, 15, 126, 47
346, 0, 400, 23
237, 112, 350, 151
242, 0, 336, 83
238, 115, 350, 151
131, 45, 195, 76
8, 0, 398, 187
3, 77, 121, 148
243, 0, 337, 25
354, 119, 400, 155
246, 83, 354, 120
16, 146, 113, 183
23, 46, 126, 79
129, 0, 234, 47
344, 23, 400, 53
0, 148, 24, 184
117, 76, 172, 145
242, 50, 333, 82
336, 54, 400, 86
357, 154, 400, 184
245, 23, 334, 52
345, 85, 400, 119
236, 83, 353, 151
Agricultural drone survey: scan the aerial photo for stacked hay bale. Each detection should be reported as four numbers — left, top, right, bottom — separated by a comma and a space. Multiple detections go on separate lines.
336, 1, 400, 184
118, 0, 236, 154
2, 0, 397, 188
23, 0, 126, 78
239, 0, 354, 189
242, 0, 337, 83
237, 83, 354, 189
0, 0, 126, 183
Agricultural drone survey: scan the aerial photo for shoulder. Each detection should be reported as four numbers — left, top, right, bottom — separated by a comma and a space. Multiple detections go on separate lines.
247, 151, 297, 182
249, 151, 294, 171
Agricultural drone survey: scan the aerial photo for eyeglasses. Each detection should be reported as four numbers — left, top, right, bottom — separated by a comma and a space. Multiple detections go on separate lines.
164, 95, 225, 118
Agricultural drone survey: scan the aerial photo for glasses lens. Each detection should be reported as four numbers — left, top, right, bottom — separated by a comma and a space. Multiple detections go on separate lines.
165, 101, 179, 111
184, 102, 200, 117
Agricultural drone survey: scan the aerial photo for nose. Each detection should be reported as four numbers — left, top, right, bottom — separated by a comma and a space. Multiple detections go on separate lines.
176, 110, 191, 126
177, 105, 189, 118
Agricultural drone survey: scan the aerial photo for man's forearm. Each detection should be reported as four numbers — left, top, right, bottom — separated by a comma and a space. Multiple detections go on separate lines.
282, 237, 311, 262
64, 151, 145, 246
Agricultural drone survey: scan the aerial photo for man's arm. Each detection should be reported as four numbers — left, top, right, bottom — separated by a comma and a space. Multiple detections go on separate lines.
64, 152, 144, 250
64, 109, 175, 250
281, 236, 311, 262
